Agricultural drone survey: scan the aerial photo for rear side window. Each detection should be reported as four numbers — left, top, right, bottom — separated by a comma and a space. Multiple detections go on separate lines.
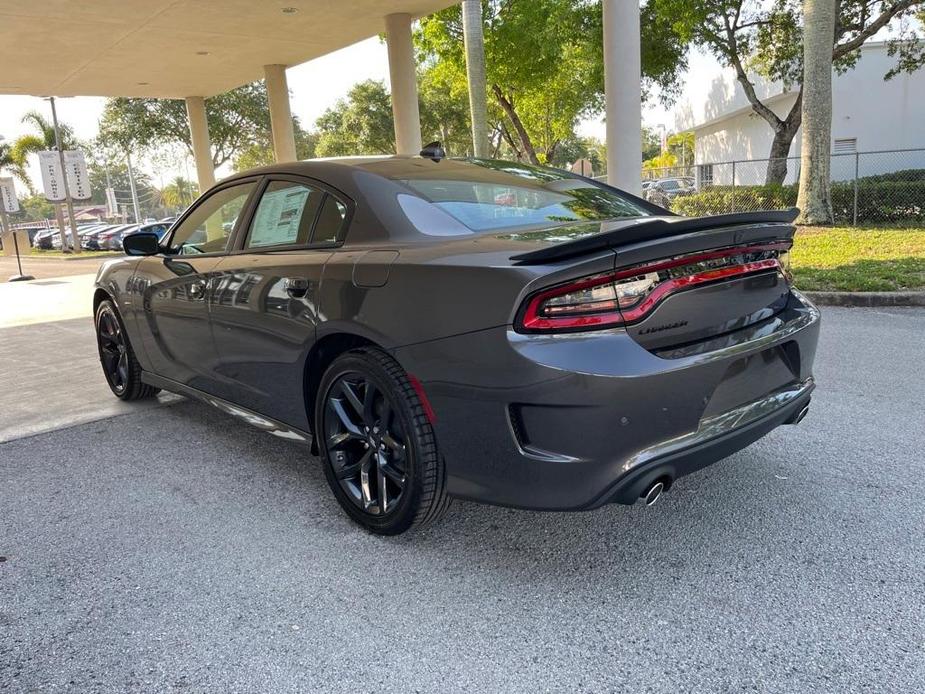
312, 195, 348, 245
245, 181, 323, 249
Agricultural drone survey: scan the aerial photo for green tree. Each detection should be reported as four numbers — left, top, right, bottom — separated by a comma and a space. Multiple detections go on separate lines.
18, 194, 55, 222
546, 135, 607, 174
650, 0, 925, 183
10, 111, 80, 193
314, 80, 397, 157
666, 131, 694, 168
415, 1, 687, 165
641, 127, 663, 162
419, 67, 474, 156
99, 82, 275, 168
159, 177, 199, 211
0, 137, 30, 190
233, 116, 318, 171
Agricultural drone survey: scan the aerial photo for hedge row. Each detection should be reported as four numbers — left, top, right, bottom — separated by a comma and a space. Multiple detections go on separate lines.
671, 176, 925, 225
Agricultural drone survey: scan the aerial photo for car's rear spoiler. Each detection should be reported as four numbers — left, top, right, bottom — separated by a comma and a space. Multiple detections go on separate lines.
510, 208, 799, 265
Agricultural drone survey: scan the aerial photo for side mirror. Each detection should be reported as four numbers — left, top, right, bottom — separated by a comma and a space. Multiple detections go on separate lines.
123, 231, 161, 256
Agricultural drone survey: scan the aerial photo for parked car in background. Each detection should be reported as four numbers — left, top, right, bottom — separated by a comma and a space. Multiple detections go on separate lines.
82, 224, 123, 250
51, 225, 97, 250
115, 222, 170, 251
97, 224, 139, 251
93, 154, 819, 535
33, 227, 61, 249
645, 177, 696, 208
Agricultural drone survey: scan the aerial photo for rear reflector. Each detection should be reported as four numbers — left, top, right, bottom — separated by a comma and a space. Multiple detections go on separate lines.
516, 243, 790, 333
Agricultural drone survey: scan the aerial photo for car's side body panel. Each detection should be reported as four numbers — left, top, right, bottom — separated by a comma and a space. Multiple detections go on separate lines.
129, 255, 225, 392
209, 251, 332, 428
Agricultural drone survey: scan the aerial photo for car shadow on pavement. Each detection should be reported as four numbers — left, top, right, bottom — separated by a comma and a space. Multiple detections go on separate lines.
143, 396, 788, 586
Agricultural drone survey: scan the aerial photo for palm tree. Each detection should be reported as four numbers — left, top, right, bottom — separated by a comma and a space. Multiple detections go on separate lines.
11, 110, 77, 168
160, 176, 198, 211
0, 137, 30, 189
13, 110, 79, 249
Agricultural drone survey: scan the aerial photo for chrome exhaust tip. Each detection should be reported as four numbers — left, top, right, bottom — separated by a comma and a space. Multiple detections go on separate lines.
792, 404, 810, 425
642, 481, 665, 507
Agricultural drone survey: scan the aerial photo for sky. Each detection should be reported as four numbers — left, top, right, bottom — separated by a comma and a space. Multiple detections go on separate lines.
0, 35, 694, 191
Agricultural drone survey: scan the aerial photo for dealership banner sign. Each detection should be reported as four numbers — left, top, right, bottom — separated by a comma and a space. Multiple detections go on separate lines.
39, 151, 65, 201
64, 151, 92, 200
0, 177, 19, 213
39, 150, 93, 202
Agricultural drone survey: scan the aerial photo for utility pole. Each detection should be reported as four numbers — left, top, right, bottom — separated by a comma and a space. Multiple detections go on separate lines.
126, 150, 141, 224
48, 96, 81, 254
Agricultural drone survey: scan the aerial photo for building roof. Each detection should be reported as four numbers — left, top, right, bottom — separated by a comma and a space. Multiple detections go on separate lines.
0, 1, 453, 98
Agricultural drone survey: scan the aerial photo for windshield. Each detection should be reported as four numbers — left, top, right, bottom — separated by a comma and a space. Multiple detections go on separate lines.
396, 160, 649, 232
660, 180, 681, 190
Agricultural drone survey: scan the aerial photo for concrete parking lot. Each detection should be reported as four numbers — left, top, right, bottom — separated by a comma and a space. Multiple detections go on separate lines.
1, 305, 923, 693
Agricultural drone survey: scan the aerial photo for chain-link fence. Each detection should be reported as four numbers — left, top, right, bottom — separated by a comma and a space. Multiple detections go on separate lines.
638, 147, 925, 226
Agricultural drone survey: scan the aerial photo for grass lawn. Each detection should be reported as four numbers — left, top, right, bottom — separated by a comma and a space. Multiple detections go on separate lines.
791, 227, 925, 292
29, 249, 114, 259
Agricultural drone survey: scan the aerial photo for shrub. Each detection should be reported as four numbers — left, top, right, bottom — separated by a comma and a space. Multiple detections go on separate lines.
672, 176, 925, 225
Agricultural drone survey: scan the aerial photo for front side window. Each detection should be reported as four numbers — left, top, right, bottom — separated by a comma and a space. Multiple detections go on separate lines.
169, 182, 256, 255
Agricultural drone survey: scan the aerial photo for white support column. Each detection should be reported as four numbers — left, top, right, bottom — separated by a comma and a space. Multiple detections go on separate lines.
385, 13, 422, 156
462, 0, 489, 158
264, 64, 297, 162
185, 96, 215, 191
603, 0, 642, 195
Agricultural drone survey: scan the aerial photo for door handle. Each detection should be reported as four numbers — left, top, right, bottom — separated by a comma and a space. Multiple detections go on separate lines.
284, 277, 310, 298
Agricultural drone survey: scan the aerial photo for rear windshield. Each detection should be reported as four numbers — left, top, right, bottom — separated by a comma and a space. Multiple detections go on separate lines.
396, 160, 649, 232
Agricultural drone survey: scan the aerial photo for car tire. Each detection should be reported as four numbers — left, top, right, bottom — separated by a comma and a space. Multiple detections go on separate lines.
95, 299, 160, 401
315, 347, 450, 535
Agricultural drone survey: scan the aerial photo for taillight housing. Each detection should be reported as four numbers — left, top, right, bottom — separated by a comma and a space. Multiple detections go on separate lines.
516, 242, 791, 334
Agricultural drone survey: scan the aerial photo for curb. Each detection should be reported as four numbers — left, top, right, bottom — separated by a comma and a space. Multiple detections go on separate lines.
22, 254, 112, 261
804, 291, 925, 307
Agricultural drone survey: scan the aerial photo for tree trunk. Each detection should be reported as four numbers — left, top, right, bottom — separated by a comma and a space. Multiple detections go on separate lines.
764, 90, 803, 185
461, 0, 489, 158
796, 0, 836, 225
492, 85, 539, 165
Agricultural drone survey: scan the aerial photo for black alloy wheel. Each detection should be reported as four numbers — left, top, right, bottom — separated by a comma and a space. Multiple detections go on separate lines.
316, 348, 450, 535
94, 300, 160, 401
97, 305, 129, 394
325, 373, 408, 515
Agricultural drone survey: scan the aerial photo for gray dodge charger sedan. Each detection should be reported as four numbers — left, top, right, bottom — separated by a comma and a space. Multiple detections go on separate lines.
93, 152, 819, 535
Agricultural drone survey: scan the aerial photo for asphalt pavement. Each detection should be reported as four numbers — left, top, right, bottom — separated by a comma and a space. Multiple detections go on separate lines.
1, 306, 924, 693
0, 254, 112, 280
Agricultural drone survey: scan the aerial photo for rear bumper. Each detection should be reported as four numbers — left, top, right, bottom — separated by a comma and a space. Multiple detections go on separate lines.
393, 291, 820, 511
594, 379, 813, 507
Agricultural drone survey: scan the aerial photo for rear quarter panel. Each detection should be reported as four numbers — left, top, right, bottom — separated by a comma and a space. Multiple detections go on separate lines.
316, 240, 617, 348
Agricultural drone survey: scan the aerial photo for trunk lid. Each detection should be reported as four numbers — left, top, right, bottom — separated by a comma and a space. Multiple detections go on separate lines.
507, 210, 798, 350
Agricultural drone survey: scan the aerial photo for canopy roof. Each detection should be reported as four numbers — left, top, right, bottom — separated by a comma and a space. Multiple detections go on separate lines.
0, 1, 451, 98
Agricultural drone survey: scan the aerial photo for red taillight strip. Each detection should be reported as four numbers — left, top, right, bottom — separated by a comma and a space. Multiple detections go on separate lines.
617, 258, 780, 323
518, 243, 789, 333
611, 242, 790, 280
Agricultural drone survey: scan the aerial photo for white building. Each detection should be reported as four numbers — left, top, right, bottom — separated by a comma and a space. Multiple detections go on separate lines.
673, 42, 925, 186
